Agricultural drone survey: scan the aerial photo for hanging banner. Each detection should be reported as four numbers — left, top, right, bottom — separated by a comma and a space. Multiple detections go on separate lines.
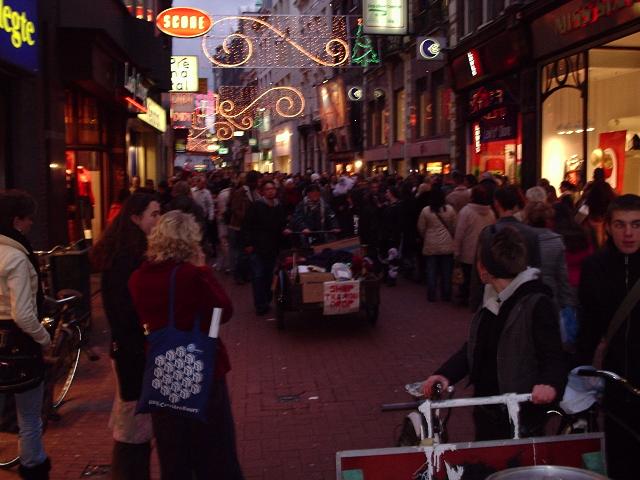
597, 130, 626, 193
363, 0, 407, 35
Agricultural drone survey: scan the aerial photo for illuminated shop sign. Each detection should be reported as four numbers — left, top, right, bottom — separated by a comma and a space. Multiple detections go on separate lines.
554, 1, 639, 35
156, 7, 212, 38
418, 37, 445, 61
0, 0, 38, 72
138, 98, 167, 132
171, 56, 199, 92
467, 50, 481, 77
347, 86, 363, 101
124, 63, 149, 103
363, 0, 407, 35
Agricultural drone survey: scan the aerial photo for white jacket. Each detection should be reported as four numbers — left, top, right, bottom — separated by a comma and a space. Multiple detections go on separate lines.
0, 235, 50, 346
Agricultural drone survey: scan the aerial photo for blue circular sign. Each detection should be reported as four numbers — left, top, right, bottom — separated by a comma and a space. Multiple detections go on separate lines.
419, 38, 442, 60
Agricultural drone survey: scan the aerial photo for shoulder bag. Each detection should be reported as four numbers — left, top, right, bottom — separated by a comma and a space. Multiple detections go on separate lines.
136, 265, 218, 422
0, 321, 44, 393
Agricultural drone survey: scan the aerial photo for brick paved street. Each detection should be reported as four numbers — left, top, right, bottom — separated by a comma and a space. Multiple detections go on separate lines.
0, 275, 473, 480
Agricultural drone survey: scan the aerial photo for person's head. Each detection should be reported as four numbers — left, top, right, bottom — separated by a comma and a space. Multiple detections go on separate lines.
464, 174, 478, 188
593, 167, 605, 182
0, 189, 37, 235
428, 184, 446, 212
306, 184, 322, 202
606, 194, 640, 255
385, 186, 399, 203
523, 201, 554, 228
470, 185, 491, 206
131, 176, 141, 189
91, 192, 161, 270
494, 185, 525, 216
451, 171, 464, 186
157, 180, 169, 194
145, 179, 155, 191
246, 170, 261, 190
171, 180, 191, 198
559, 180, 575, 194
537, 178, 551, 189
477, 226, 528, 284
370, 181, 380, 194
525, 186, 547, 204
146, 210, 202, 263
194, 175, 207, 190
261, 180, 277, 201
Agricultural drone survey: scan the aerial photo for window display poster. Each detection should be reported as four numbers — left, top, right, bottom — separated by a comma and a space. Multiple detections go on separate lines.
597, 131, 626, 193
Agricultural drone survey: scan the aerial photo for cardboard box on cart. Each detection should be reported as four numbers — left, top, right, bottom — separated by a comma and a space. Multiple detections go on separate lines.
299, 272, 334, 303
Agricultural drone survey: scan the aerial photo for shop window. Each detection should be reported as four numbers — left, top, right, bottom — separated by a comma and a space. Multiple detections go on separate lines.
416, 78, 433, 138
394, 89, 406, 142
462, 0, 482, 36
486, 0, 505, 20
432, 70, 449, 136
540, 53, 586, 189
587, 45, 640, 195
64, 91, 75, 145
368, 96, 387, 147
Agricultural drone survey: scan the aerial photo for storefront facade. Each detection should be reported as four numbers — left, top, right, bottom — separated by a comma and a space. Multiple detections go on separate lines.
450, 24, 531, 184
531, 1, 640, 194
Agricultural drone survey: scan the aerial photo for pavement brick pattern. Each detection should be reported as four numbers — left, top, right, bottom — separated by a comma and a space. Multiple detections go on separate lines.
0, 276, 473, 480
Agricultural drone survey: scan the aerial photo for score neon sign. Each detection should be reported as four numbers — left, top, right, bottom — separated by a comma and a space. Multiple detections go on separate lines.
156, 7, 212, 38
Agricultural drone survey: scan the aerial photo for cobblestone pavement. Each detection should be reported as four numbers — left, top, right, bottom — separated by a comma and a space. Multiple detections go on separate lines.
0, 275, 473, 480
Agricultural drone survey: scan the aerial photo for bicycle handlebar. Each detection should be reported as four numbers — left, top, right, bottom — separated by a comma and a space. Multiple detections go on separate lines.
577, 368, 640, 397
35, 239, 88, 257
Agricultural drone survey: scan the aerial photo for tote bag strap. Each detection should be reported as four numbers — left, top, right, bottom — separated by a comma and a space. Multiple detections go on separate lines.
167, 263, 203, 332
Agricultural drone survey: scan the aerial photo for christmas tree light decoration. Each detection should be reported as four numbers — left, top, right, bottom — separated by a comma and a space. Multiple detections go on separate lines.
351, 18, 379, 66
202, 15, 352, 68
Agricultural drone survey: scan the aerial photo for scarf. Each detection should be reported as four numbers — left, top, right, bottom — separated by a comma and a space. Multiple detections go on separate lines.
0, 226, 44, 315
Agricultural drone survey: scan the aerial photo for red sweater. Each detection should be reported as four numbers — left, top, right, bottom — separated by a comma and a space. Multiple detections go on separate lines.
128, 260, 233, 378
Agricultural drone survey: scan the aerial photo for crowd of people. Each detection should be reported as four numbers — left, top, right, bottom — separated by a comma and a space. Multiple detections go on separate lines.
0, 161, 636, 479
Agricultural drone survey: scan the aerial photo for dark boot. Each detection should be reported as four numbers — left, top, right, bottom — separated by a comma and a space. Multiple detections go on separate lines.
18, 457, 51, 480
111, 441, 151, 480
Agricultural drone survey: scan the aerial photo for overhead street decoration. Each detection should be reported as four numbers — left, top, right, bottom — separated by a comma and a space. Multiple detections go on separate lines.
202, 15, 363, 68
351, 18, 380, 66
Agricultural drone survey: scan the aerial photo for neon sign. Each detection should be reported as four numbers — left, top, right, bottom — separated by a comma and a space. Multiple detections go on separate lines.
467, 50, 481, 77
156, 7, 212, 38
554, 1, 639, 35
0, 0, 38, 71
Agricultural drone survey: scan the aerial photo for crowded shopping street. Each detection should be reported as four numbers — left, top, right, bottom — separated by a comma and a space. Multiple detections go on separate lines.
1, 0, 640, 479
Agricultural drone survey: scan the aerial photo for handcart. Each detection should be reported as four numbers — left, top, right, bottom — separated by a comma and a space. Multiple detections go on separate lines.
337, 393, 607, 480
273, 235, 380, 330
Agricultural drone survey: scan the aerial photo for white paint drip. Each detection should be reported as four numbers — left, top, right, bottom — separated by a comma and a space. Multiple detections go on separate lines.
505, 393, 522, 439
418, 444, 458, 480
445, 461, 465, 480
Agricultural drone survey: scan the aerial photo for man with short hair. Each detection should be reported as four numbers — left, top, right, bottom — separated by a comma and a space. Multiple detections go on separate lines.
242, 181, 288, 315
577, 194, 640, 480
446, 171, 470, 213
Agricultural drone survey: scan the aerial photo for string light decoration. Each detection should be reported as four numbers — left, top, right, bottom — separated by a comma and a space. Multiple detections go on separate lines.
218, 86, 305, 128
202, 15, 352, 68
351, 18, 379, 66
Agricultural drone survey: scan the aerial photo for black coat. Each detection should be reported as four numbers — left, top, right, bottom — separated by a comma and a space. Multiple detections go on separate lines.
241, 199, 287, 258
102, 254, 146, 401
576, 242, 640, 387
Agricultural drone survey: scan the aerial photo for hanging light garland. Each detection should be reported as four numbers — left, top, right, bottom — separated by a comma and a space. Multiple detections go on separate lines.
202, 15, 350, 68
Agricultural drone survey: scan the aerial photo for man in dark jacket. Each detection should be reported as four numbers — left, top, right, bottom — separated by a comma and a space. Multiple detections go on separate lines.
576, 194, 640, 480
422, 226, 566, 440
289, 184, 339, 247
242, 180, 288, 315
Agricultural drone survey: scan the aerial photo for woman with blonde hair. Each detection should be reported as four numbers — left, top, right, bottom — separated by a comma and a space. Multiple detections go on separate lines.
129, 211, 243, 480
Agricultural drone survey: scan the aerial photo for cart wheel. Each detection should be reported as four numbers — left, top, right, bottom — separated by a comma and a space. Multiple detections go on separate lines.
365, 304, 379, 325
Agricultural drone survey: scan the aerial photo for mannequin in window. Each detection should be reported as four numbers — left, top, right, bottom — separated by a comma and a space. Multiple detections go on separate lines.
76, 166, 95, 231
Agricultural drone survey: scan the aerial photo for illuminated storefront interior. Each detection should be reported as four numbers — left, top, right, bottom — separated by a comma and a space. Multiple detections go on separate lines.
541, 32, 640, 194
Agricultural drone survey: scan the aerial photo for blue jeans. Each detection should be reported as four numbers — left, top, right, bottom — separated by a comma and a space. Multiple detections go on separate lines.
425, 254, 453, 301
0, 382, 47, 468
249, 254, 276, 311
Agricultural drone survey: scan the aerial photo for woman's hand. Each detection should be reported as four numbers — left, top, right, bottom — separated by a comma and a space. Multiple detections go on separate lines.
422, 375, 450, 398
531, 384, 557, 404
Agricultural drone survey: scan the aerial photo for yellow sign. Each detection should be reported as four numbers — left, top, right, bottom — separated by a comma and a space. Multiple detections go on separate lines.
0, 0, 35, 48
138, 98, 167, 132
171, 55, 199, 92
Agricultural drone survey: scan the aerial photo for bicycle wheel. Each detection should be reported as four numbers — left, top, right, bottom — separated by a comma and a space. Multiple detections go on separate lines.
51, 325, 82, 408
0, 394, 19, 468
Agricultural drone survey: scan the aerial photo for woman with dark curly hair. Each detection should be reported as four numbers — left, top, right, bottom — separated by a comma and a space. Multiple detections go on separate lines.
91, 192, 160, 480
